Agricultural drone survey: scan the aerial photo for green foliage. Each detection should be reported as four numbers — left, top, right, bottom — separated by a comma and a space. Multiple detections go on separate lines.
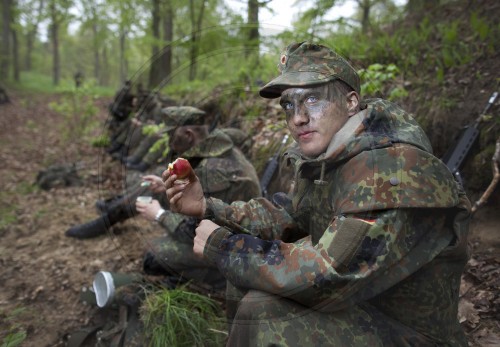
140, 124, 170, 157
142, 124, 164, 136
0, 206, 17, 231
15, 182, 38, 195
90, 133, 111, 148
358, 63, 408, 100
0, 307, 28, 347
149, 137, 170, 158
140, 287, 226, 347
470, 11, 490, 41
48, 85, 99, 143
9, 72, 115, 97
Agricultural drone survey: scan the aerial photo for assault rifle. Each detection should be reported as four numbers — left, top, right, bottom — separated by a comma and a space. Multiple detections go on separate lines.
443, 91, 498, 185
260, 134, 289, 198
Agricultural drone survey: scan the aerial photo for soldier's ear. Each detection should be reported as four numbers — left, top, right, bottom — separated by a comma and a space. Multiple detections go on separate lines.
184, 128, 196, 145
346, 91, 360, 117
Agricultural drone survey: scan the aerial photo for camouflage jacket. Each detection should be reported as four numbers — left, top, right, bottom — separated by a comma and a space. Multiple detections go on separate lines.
157, 129, 261, 236
203, 99, 470, 345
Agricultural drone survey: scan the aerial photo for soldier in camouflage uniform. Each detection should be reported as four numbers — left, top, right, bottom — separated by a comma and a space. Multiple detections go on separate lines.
165, 42, 471, 346
108, 92, 164, 161
67, 106, 261, 248
134, 107, 261, 289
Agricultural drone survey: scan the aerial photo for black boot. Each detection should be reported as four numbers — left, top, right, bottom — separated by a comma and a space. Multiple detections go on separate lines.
66, 203, 132, 239
95, 194, 123, 213
65, 215, 111, 239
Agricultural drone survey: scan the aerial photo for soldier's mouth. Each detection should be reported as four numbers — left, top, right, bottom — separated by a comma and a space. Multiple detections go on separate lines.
298, 130, 315, 140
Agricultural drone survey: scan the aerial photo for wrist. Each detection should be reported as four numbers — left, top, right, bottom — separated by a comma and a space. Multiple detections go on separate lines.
154, 208, 166, 222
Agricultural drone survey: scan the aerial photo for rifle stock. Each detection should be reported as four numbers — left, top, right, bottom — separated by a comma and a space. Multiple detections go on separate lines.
444, 91, 498, 184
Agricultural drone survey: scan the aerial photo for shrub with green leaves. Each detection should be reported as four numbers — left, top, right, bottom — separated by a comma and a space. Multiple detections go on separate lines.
140, 287, 226, 347
358, 63, 408, 100
48, 85, 99, 143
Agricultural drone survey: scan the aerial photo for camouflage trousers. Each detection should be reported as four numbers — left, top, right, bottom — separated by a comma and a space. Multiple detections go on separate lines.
226, 290, 438, 347
143, 233, 226, 290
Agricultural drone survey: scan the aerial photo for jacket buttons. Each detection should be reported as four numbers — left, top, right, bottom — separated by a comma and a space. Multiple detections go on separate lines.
389, 177, 400, 186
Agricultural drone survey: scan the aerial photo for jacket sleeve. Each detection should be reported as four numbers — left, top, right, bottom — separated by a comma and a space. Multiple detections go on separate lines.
205, 196, 302, 242
204, 207, 456, 312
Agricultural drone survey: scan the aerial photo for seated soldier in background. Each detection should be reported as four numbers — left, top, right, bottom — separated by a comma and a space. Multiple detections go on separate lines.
65, 107, 261, 250
108, 92, 165, 161
107, 80, 135, 138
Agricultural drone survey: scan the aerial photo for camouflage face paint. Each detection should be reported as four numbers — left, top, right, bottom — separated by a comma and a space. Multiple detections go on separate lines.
280, 84, 350, 158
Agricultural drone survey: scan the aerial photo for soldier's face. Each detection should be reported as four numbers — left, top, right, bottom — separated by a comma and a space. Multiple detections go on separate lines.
169, 126, 192, 154
280, 84, 351, 158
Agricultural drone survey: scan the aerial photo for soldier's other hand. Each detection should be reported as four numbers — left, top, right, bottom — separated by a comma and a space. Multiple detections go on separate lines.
136, 199, 162, 221
193, 220, 220, 257
163, 169, 205, 218
141, 175, 164, 194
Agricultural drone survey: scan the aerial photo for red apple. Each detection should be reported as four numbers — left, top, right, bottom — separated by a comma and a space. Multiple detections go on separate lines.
168, 158, 191, 179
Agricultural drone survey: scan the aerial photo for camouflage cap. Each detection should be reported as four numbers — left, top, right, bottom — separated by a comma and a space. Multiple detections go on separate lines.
259, 41, 360, 99
161, 106, 206, 131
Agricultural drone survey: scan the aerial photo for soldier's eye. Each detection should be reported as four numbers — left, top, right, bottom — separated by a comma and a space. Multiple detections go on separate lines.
282, 102, 293, 110
306, 95, 318, 103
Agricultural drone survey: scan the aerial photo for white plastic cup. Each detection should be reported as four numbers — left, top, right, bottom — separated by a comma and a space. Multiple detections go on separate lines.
92, 271, 142, 308
136, 196, 152, 203
93, 271, 115, 308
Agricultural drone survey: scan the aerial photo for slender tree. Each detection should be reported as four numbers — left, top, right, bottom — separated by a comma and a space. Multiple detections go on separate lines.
188, 0, 206, 81
160, 0, 173, 85
108, 0, 137, 84
48, 0, 72, 85
1, 0, 12, 80
18, 0, 45, 71
148, 0, 161, 88
79, 0, 104, 84
11, 0, 19, 81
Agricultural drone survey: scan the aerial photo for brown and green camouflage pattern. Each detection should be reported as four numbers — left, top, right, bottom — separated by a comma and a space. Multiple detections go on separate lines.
161, 105, 206, 131
260, 41, 361, 99
202, 99, 471, 346
146, 129, 261, 288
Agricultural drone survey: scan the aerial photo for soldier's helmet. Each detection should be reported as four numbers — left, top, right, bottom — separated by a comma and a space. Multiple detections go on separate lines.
259, 41, 360, 99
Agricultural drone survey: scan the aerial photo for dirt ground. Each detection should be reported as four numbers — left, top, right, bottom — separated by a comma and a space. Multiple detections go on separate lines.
0, 91, 499, 346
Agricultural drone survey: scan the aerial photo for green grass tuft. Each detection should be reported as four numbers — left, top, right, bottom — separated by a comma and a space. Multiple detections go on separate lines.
140, 287, 226, 347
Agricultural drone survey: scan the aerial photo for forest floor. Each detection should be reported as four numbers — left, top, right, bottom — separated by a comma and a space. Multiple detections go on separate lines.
0, 91, 499, 347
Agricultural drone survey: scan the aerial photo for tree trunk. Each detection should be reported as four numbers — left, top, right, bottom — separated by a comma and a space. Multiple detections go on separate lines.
25, 0, 44, 71
160, 0, 173, 86
50, 1, 60, 86
245, 0, 261, 69
360, 0, 371, 34
1, 0, 11, 80
26, 30, 34, 71
247, 0, 259, 48
188, 0, 206, 81
91, 5, 100, 84
101, 45, 109, 85
119, 28, 127, 83
148, 0, 161, 88
12, 17, 19, 81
